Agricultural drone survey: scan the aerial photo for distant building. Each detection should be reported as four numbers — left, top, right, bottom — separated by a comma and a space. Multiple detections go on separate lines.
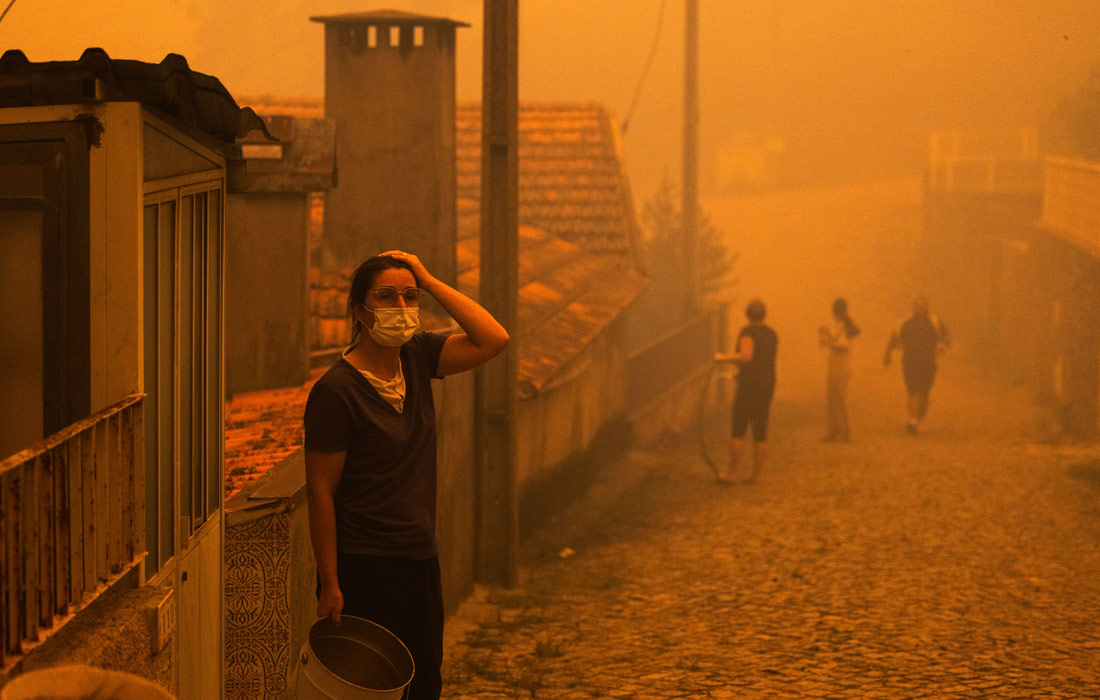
1031, 158, 1100, 437
227, 114, 335, 396
924, 128, 1100, 437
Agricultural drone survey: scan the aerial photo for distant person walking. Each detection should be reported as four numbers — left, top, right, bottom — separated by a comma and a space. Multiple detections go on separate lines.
883, 295, 950, 434
818, 297, 860, 442
714, 298, 778, 484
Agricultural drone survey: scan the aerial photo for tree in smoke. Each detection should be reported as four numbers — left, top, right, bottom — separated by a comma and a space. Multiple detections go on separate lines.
1050, 67, 1100, 159
641, 172, 739, 313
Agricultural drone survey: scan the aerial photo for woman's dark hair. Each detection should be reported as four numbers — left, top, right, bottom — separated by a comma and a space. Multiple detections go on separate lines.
745, 298, 766, 322
346, 255, 416, 342
833, 297, 860, 339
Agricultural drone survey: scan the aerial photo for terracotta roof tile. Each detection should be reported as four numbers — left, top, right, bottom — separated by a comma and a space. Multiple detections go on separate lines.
223, 375, 318, 499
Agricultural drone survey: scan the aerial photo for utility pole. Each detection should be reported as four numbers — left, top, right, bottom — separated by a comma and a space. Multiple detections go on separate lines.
683, 0, 699, 314
477, 0, 519, 587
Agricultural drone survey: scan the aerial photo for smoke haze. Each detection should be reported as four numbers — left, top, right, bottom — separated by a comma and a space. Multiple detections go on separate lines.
7, 0, 1100, 197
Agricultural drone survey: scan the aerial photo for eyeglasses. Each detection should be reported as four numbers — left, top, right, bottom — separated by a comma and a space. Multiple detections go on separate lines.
369, 286, 423, 306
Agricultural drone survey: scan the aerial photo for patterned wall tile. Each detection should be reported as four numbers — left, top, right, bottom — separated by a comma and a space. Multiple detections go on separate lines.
226, 513, 292, 700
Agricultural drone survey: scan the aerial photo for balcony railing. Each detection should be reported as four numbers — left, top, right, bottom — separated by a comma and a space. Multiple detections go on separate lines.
0, 393, 145, 669
927, 129, 1042, 194
1040, 157, 1100, 259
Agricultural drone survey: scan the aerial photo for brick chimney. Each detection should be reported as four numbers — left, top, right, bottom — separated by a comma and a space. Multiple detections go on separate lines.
311, 9, 469, 284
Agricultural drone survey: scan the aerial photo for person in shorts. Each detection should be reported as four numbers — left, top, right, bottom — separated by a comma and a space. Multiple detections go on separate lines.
714, 298, 778, 484
883, 295, 950, 435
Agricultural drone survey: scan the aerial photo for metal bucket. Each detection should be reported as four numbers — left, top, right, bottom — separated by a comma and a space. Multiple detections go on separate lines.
294, 615, 414, 700
0, 664, 176, 700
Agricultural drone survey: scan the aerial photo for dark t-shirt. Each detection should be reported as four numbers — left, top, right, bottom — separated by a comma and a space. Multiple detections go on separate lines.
303, 332, 449, 559
737, 323, 778, 390
897, 314, 947, 372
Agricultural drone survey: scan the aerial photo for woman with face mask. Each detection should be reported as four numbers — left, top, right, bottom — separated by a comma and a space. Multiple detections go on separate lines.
303, 251, 509, 700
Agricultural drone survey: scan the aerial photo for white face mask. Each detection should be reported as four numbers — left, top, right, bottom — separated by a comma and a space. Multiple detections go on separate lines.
364, 306, 419, 347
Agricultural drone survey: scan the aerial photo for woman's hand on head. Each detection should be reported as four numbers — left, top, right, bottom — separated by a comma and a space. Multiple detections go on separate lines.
316, 583, 344, 624
380, 250, 434, 288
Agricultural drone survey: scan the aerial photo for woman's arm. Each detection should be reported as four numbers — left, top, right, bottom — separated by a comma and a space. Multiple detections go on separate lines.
382, 251, 510, 375
306, 449, 346, 623
715, 335, 755, 364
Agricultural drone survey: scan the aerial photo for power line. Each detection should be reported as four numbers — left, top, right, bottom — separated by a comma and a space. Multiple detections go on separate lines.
0, 0, 17, 25
621, 0, 669, 135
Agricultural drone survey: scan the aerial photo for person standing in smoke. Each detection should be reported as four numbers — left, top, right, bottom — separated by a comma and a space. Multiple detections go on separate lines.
714, 298, 778, 484
304, 251, 509, 700
819, 297, 860, 442
883, 295, 950, 435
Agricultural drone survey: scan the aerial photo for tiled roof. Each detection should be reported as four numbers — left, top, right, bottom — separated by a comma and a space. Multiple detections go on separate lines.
239, 98, 647, 264
224, 376, 319, 501
456, 103, 644, 263
456, 226, 647, 398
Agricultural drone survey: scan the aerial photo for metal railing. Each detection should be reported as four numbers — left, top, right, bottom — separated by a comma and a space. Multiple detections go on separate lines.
0, 393, 146, 668
1040, 157, 1100, 259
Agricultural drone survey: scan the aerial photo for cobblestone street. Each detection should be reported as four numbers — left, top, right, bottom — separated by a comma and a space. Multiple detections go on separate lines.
441, 181, 1100, 699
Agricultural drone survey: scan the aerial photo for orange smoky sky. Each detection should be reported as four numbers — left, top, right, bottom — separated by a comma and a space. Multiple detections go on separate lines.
6, 0, 1100, 197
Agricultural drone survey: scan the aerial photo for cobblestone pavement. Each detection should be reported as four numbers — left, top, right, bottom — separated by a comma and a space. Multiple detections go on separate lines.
441, 181, 1100, 698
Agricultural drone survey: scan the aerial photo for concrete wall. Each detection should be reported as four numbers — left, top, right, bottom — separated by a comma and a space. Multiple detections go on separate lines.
89, 102, 144, 411
990, 237, 1047, 387
0, 102, 144, 432
1041, 236, 1100, 437
226, 193, 310, 396
321, 20, 459, 283
516, 322, 630, 488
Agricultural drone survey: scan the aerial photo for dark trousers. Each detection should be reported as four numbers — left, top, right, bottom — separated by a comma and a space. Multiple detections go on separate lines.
333, 553, 444, 700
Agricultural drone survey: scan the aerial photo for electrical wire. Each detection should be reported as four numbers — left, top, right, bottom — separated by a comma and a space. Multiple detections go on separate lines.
0, 0, 16, 25
621, 0, 669, 135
